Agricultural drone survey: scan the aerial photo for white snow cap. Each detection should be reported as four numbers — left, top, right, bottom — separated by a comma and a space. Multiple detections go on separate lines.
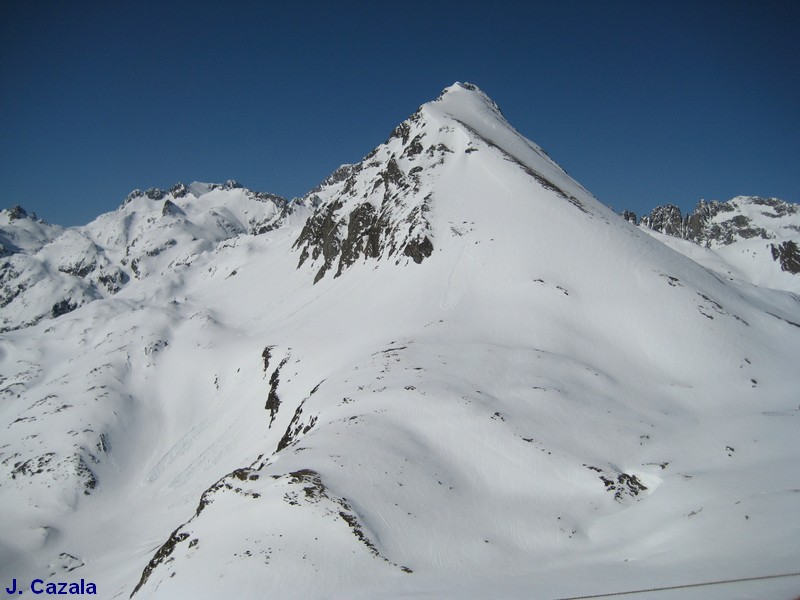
438, 81, 498, 99
434, 81, 505, 116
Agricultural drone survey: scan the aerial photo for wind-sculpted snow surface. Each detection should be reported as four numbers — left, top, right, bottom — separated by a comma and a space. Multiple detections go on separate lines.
1, 83, 799, 599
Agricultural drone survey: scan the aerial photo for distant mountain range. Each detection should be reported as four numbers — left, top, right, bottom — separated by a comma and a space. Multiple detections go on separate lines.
621, 197, 800, 293
1, 83, 798, 600
0, 181, 302, 332
3, 184, 798, 334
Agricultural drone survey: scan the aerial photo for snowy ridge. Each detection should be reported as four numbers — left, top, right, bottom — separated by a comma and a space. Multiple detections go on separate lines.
1, 83, 799, 599
0, 206, 64, 255
632, 196, 800, 293
0, 182, 297, 331
293, 82, 608, 285
427, 83, 595, 206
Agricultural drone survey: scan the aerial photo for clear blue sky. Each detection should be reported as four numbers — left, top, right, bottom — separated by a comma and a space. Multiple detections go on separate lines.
1, 0, 798, 226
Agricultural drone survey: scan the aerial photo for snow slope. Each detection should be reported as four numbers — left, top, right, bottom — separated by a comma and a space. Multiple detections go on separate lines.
1, 83, 799, 599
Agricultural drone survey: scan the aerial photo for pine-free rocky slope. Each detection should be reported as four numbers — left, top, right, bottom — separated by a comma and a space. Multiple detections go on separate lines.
1, 83, 799, 600
625, 197, 800, 293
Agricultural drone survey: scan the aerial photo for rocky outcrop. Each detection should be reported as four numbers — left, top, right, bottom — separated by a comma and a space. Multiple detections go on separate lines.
632, 197, 796, 247
626, 196, 800, 279
640, 204, 684, 237
771, 241, 800, 274
293, 110, 435, 284
5, 205, 29, 221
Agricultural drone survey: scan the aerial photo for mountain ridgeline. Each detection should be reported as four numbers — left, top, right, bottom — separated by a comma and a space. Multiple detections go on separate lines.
624, 197, 800, 275
1, 83, 799, 600
3, 86, 800, 332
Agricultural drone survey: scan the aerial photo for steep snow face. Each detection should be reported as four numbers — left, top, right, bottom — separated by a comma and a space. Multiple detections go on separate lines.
1, 83, 800, 600
637, 196, 800, 293
0, 183, 294, 331
293, 82, 600, 284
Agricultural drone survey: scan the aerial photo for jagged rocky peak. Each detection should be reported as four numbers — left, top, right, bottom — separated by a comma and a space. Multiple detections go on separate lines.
122, 187, 168, 206
122, 188, 157, 206
306, 164, 359, 197
161, 198, 184, 217
434, 81, 505, 116
632, 196, 800, 247
120, 181, 288, 216
292, 88, 469, 283
194, 179, 246, 193
293, 81, 590, 285
123, 180, 251, 205
170, 182, 190, 198
626, 196, 800, 280
1, 204, 62, 258
3, 205, 31, 221
123, 183, 194, 207
640, 203, 684, 237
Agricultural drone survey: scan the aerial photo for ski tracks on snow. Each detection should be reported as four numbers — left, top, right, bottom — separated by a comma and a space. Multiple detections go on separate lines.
439, 236, 474, 311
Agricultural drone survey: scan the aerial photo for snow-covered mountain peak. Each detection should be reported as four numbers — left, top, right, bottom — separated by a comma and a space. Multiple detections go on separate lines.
121, 180, 266, 209
1, 204, 32, 222
292, 83, 608, 284
725, 195, 799, 220
425, 83, 594, 206
0, 181, 297, 331
3, 84, 800, 600
1, 205, 63, 257
185, 180, 245, 197
433, 81, 505, 118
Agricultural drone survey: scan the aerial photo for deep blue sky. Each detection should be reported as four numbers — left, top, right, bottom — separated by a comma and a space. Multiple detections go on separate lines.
1, 1, 798, 226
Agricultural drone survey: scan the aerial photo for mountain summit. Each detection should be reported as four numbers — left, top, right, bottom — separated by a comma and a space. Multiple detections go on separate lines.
293, 81, 602, 284
1, 84, 799, 599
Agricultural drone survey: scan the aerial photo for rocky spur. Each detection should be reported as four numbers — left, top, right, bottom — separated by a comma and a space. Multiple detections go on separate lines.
5, 578, 97, 595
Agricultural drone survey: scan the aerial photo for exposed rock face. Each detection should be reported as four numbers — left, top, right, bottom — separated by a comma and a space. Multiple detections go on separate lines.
771, 240, 800, 274
161, 199, 183, 217
306, 163, 359, 196
51, 298, 78, 318
641, 204, 684, 237
293, 110, 435, 283
294, 200, 345, 283
624, 197, 800, 282
632, 197, 797, 248
6, 205, 28, 221
169, 183, 190, 198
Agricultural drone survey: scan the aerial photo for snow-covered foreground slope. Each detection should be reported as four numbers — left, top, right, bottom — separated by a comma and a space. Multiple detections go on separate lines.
1, 83, 799, 599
